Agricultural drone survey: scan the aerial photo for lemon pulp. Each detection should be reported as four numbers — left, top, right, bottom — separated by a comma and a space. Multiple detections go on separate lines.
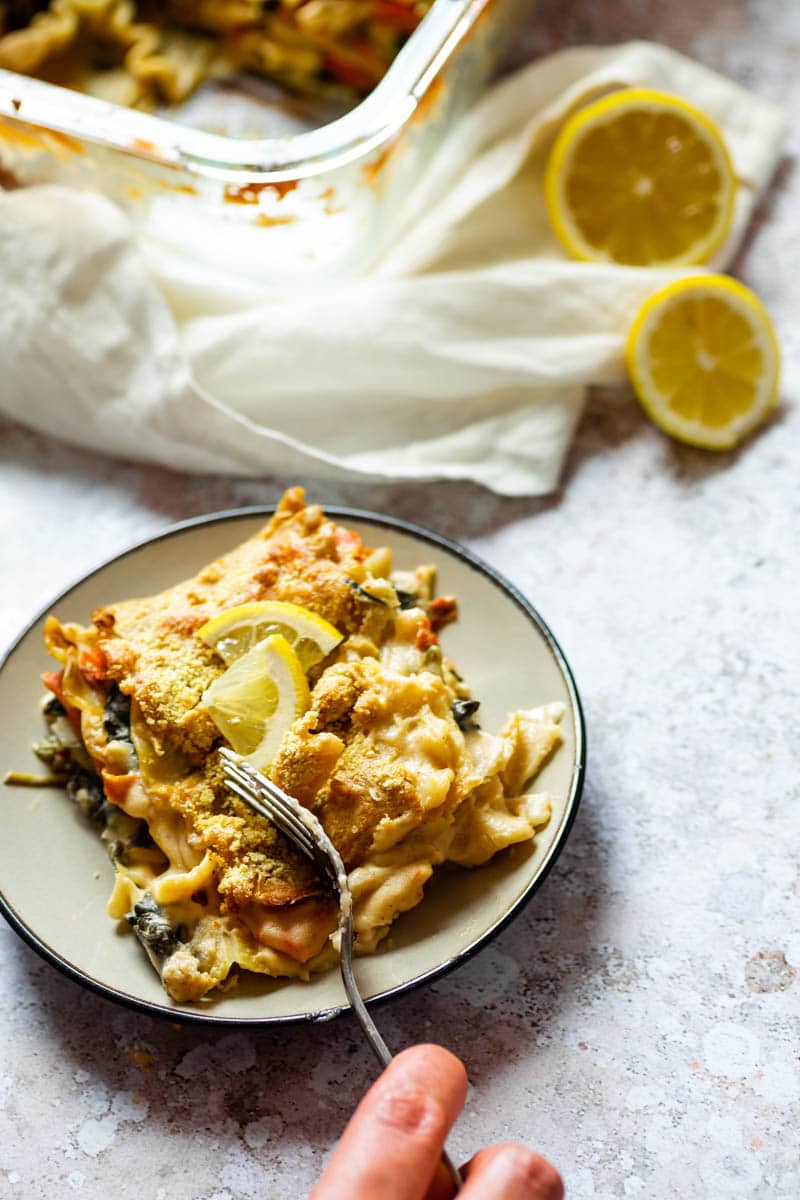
625, 274, 780, 449
201, 633, 310, 769
199, 600, 342, 671
545, 88, 736, 267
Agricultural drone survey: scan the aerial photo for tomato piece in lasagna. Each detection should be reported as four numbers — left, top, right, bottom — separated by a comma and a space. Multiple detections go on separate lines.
36, 489, 563, 1001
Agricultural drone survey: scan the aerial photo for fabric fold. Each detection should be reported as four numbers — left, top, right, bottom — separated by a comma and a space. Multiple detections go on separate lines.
0, 41, 787, 494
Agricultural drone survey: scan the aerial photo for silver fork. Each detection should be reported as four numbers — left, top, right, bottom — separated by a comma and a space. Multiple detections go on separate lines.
219, 747, 464, 1193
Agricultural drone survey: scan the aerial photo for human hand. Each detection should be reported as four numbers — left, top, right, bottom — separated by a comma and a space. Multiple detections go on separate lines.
310, 1044, 564, 1199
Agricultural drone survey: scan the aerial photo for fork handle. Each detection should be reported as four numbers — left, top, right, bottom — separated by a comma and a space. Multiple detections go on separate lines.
219, 752, 462, 1188
339, 917, 392, 1068
339, 910, 464, 1193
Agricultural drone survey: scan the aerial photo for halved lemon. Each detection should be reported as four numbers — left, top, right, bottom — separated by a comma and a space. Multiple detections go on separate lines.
545, 88, 737, 266
199, 601, 342, 672
201, 633, 310, 769
625, 274, 780, 449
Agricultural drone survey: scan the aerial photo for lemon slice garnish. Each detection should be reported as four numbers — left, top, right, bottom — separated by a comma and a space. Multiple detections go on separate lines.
199, 601, 342, 672
545, 88, 737, 267
625, 274, 780, 449
201, 634, 310, 769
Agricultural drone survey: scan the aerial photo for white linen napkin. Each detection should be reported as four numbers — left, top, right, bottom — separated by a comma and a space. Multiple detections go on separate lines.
0, 42, 787, 495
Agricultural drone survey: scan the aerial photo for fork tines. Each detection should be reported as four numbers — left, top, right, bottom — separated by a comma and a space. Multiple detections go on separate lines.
219, 748, 327, 874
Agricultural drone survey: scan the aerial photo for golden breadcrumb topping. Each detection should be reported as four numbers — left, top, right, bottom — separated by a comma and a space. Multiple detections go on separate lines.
42, 487, 564, 1001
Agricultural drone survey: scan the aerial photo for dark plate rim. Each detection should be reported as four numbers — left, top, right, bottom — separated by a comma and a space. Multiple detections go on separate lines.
0, 504, 586, 1028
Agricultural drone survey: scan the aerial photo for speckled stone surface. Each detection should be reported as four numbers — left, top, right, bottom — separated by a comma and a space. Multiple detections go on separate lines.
1, 2, 798, 1197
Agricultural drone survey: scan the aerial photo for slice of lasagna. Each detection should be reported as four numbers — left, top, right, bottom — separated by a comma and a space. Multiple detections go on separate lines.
0, 0, 434, 111
36, 488, 563, 1002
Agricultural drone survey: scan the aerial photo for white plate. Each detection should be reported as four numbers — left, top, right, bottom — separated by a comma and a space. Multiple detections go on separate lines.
0, 507, 585, 1026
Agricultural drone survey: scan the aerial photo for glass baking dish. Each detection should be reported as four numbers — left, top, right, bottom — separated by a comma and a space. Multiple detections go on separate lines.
0, 0, 531, 279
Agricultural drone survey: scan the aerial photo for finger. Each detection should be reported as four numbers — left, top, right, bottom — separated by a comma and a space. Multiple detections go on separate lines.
460, 1144, 564, 1200
422, 1158, 460, 1200
310, 1044, 468, 1200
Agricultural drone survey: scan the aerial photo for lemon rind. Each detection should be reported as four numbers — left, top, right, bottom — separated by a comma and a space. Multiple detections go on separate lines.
625, 274, 781, 450
545, 87, 737, 268
202, 633, 310, 767
199, 600, 342, 666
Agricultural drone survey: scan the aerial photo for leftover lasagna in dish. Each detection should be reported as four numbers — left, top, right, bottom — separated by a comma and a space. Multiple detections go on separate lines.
34, 489, 563, 1002
0, 0, 432, 110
